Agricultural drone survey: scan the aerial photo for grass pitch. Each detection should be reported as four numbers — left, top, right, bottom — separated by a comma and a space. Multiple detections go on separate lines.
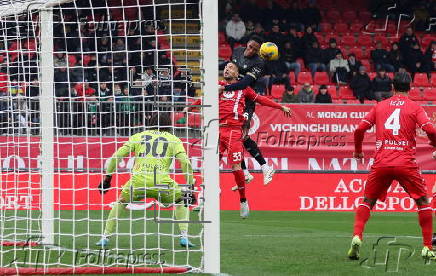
2, 211, 436, 275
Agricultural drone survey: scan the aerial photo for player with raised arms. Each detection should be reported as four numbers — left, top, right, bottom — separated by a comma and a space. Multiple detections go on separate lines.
348, 72, 436, 261
96, 113, 196, 248
186, 62, 290, 218
219, 35, 275, 188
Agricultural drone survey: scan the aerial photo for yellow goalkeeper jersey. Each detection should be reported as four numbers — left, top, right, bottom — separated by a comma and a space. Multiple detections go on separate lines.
106, 130, 193, 186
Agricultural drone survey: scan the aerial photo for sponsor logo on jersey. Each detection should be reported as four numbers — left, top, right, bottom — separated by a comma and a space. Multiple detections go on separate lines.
223, 91, 235, 98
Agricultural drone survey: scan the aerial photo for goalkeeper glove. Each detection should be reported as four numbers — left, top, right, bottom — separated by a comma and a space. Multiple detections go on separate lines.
98, 175, 112, 194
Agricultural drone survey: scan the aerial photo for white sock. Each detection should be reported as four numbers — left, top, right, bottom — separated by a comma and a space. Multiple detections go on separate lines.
261, 164, 269, 171
180, 230, 188, 239
243, 169, 249, 176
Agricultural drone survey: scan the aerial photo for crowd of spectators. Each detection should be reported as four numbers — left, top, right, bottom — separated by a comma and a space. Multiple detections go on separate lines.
220, 0, 435, 104
0, 1, 197, 136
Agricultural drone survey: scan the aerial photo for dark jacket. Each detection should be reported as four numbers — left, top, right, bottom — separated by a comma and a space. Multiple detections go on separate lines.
323, 47, 339, 65
301, 33, 318, 50
347, 59, 362, 75
371, 49, 390, 64
388, 49, 403, 70
314, 92, 332, 103
350, 73, 373, 100
281, 47, 298, 63
305, 46, 324, 64
372, 75, 392, 92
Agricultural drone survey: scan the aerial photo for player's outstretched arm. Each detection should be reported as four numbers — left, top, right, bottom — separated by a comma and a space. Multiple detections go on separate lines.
99, 144, 132, 194
416, 106, 436, 147
254, 94, 291, 117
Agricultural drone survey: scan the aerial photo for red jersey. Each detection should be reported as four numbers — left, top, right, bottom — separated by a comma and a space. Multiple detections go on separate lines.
191, 81, 283, 126
355, 94, 434, 168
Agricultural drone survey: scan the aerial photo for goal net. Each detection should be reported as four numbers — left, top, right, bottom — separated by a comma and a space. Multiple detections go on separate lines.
0, 0, 219, 274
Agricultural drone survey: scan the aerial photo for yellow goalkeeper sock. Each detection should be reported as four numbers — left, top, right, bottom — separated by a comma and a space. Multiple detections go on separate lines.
175, 205, 189, 236
103, 201, 127, 237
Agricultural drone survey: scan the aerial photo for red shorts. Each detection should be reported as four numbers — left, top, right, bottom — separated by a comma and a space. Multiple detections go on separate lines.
364, 166, 428, 201
219, 126, 244, 165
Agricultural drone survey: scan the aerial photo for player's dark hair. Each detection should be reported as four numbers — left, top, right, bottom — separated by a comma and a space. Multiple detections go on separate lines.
393, 72, 412, 93
149, 112, 172, 132
249, 35, 263, 45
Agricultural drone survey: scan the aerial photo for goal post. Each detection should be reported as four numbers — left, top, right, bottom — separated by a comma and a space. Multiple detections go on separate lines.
0, 0, 220, 274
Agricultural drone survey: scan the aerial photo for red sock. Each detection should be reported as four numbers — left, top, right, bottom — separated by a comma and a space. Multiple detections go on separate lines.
418, 204, 433, 249
432, 193, 436, 216
232, 169, 246, 202
353, 203, 371, 240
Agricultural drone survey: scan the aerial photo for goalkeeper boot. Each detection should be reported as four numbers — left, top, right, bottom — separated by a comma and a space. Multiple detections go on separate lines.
96, 238, 109, 247
231, 172, 254, 191
347, 235, 362, 260
180, 237, 195, 248
262, 165, 275, 186
421, 246, 436, 261
240, 200, 249, 219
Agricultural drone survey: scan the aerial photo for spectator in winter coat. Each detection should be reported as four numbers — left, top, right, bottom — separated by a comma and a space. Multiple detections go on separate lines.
281, 41, 301, 79
323, 38, 339, 65
371, 41, 395, 72
399, 27, 420, 57
305, 41, 326, 76
347, 53, 362, 78
314, 85, 332, 103
372, 68, 393, 101
226, 14, 246, 49
350, 66, 373, 104
281, 86, 299, 103
389, 42, 403, 72
406, 43, 426, 74
329, 51, 349, 84
298, 83, 314, 103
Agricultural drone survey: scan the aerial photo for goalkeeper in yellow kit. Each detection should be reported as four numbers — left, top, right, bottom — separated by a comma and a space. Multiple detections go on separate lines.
96, 113, 195, 248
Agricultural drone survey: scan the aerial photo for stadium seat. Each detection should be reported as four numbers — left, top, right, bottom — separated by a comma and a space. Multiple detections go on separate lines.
350, 23, 363, 33
359, 11, 372, 22
430, 73, 436, 84
413, 73, 431, 87
297, 72, 313, 84
358, 35, 373, 47
423, 88, 436, 101
409, 87, 422, 101
360, 49, 370, 59
219, 32, 226, 44
350, 47, 362, 59
387, 72, 394, 79
338, 86, 355, 100
327, 85, 338, 99
219, 44, 232, 60
271, 85, 285, 100
360, 59, 371, 70
374, 35, 389, 47
422, 36, 433, 49
289, 71, 297, 85
314, 72, 330, 85
343, 11, 357, 21
341, 35, 355, 47
319, 22, 332, 33
335, 23, 349, 34
326, 10, 341, 21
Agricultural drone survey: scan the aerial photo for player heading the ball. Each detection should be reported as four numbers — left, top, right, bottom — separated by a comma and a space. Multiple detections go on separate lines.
96, 113, 196, 248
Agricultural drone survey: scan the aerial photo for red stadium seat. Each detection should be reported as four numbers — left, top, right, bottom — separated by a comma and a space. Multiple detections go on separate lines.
327, 85, 338, 99
350, 47, 362, 59
271, 85, 285, 100
368, 72, 376, 80
325, 34, 340, 45
319, 22, 332, 33
423, 88, 436, 101
374, 35, 389, 47
288, 72, 296, 85
422, 36, 433, 49
387, 72, 394, 79
413, 73, 431, 87
343, 11, 357, 21
359, 11, 372, 22
339, 86, 355, 100
430, 73, 436, 84
297, 72, 313, 84
219, 32, 226, 44
335, 23, 349, 34
350, 23, 364, 33
219, 44, 232, 60
360, 59, 371, 70
358, 35, 373, 47
341, 35, 355, 47
314, 72, 330, 85
326, 10, 341, 21
409, 87, 422, 101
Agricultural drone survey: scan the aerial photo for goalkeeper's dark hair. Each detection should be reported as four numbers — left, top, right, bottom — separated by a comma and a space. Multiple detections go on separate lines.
393, 72, 412, 93
149, 112, 172, 133
249, 35, 263, 45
